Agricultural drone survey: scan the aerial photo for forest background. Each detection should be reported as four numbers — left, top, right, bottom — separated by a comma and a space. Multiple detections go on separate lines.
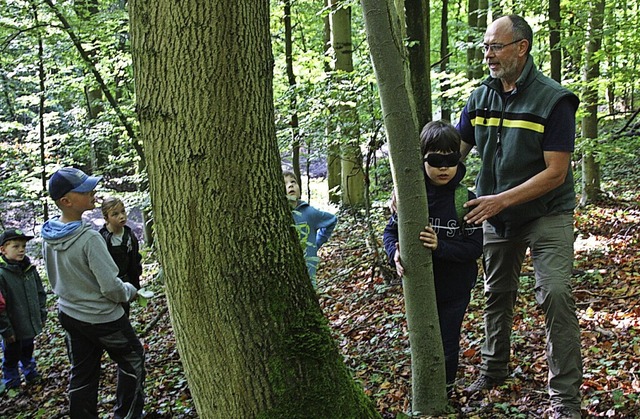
0, 0, 639, 417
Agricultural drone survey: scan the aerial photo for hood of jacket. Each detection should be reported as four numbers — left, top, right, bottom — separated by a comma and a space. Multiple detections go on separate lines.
41, 218, 91, 251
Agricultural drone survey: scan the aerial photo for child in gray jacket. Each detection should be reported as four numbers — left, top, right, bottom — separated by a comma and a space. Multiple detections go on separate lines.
42, 167, 145, 418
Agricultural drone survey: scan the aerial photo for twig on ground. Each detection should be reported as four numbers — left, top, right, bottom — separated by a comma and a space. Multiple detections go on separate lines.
141, 305, 169, 337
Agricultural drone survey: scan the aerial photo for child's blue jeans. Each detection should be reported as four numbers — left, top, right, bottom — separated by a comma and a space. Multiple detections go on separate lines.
2, 337, 38, 388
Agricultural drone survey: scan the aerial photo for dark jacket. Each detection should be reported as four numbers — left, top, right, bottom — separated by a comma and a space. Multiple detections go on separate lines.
383, 164, 483, 302
99, 225, 143, 289
0, 255, 47, 340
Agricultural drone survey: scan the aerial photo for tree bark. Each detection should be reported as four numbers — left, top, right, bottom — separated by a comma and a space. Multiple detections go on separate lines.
129, 1, 379, 417
330, 0, 365, 207
439, 0, 451, 122
549, 0, 561, 82
580, 0, 605, 205
360, 0, 449, 414
284, 0, 302, 183
324, 0, 341, 204
405, 0, 432, 128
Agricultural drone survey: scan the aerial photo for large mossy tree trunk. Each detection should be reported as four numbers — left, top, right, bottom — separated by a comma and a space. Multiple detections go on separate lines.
361, 0, 449, 414
129, 1, 379, 417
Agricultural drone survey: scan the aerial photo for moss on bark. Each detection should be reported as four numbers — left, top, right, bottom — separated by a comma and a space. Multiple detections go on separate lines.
260, 309, 381, 418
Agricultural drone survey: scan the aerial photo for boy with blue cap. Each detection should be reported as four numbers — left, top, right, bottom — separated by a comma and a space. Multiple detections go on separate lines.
41, 167, 145, 418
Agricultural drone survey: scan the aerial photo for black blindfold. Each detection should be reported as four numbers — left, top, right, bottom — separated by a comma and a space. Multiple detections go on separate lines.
423, 152, 461, 168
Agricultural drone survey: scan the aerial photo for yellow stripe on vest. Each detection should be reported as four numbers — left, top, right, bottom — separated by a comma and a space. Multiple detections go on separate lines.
471, 116, 545, 133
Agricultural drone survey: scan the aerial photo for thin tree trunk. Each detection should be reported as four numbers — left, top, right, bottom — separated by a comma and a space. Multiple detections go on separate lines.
405, 0, 432, 128
466, 0, 486, 80
439, 0, 451, 121
580, 0, 605, 205
284, 0, 302, 183
324, 0, 341, 204
330, 0, 365, 207
31, 2, 49, 220
360, 0, 448, 414
42, 0, 144, 168
549, 0, 561, 82
75, 0, 108, 170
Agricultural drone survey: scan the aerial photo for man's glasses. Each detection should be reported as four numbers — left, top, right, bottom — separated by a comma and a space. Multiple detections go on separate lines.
481, 39, 523, 54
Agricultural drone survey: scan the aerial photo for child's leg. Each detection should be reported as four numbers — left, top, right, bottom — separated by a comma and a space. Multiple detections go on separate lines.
58, 312, 104, 418
18, 338, 40, 382
102, 316, 146, 419
2, 340, 22, 388
438, 295, 472, 387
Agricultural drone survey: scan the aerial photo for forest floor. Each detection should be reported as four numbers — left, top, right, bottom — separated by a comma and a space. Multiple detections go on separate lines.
0, 164, 639, 418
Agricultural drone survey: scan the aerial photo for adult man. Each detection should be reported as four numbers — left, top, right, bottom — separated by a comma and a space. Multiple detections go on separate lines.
457, 15, 582, 419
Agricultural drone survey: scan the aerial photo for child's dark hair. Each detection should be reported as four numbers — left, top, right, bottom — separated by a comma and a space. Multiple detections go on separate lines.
101, 196, 125, 218
420, 120, 462, 156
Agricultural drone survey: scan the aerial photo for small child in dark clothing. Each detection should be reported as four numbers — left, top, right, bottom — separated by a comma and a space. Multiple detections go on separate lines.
383, 120, 483, 391
0, 229, 47, 390
99, 197, 143, 315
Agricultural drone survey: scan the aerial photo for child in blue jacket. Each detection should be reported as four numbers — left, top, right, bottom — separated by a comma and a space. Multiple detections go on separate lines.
284, 171, 337, 288
383, 120, 483, 391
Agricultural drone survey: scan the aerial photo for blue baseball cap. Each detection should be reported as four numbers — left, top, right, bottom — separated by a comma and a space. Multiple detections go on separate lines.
48, 167, 102, 200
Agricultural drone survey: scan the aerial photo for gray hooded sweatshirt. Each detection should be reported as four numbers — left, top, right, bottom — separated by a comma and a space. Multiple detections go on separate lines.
42, 218, 137, 323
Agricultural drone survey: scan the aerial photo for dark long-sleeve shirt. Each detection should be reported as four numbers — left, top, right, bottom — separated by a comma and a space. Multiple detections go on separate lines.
383, 164, 483, 302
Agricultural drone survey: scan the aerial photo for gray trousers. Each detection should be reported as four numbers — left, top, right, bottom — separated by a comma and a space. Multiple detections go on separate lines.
480, 213, 582, 410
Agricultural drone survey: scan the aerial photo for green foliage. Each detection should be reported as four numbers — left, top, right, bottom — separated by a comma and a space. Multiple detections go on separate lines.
2, 0, 638, 215
0, 0, 137, 202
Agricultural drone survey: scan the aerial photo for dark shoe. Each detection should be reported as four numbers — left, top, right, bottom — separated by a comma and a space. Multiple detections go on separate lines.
3, 379, 21, 390
551, 406, 581, 419
25, 371, 41, 384
463, 374, 505, 394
